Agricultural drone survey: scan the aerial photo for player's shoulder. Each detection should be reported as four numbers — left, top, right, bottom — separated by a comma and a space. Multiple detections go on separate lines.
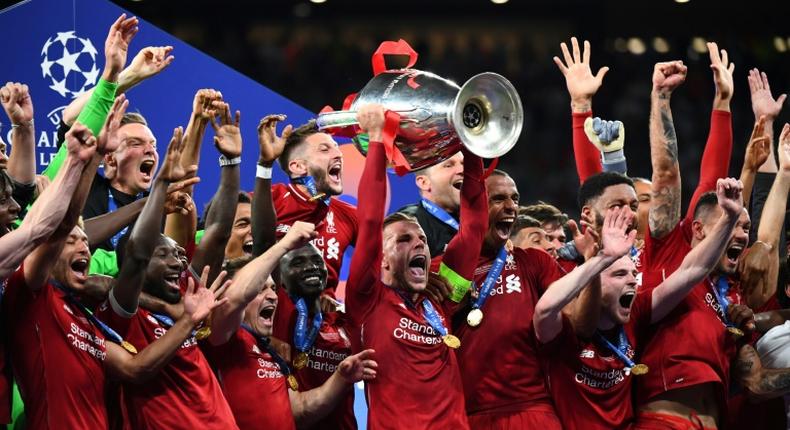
513, 247, 554, 263
330, 197, 357, 214
396, 203, 420, 216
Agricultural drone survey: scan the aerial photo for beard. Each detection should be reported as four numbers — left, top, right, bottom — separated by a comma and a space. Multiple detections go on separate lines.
308, 166, 340, 196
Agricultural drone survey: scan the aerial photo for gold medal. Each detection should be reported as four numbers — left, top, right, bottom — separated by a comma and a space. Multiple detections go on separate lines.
287, 374, 299, 391
630, 364, 649, 375
308, 193, 326, 203
727, 326, 744, 338
195, 326, 212, 340
294, 352, 309, 369
122, 341, 138, 355
466, 309, 483, 327
443, 334, 461, 349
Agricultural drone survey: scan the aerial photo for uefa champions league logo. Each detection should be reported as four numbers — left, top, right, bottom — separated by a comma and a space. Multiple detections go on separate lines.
40, 31, 99, 99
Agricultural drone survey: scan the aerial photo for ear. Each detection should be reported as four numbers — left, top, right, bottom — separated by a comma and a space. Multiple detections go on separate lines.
288, 159, 308, 177
415, 174, 431, 195
104, 153, 116, 168
581, 206, 593, 223
691, 219, 706, 241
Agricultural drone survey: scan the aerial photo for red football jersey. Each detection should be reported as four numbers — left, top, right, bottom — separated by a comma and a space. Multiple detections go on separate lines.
351, 284, 469, 430
455, 248, 563, 416
2, 266, 109, 429
272, 183, 358, 295
541, 292, 652, 430
102, 307, 238, 430
203, 328, 296, 430
272, 302, 356, 430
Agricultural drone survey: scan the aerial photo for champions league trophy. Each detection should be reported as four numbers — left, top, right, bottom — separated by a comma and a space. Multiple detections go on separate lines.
316, 40, 523, 173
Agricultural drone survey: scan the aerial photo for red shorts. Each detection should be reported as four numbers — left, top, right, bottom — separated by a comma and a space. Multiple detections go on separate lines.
633, 411, 717, 430
467, 403, 562, 430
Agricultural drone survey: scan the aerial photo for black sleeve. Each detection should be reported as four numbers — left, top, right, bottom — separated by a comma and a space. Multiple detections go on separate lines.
10, 178, 36, 216
56, 120, 70, 150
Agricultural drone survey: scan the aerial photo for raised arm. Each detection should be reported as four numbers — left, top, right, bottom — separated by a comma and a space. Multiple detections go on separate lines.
251, 114, 293, 257
346, 105, 388, 323
289, 349, 377, 428
533, 207, 635, 343
0, 122, 96, 279
648, 60, 686, 239
106, 272, 228, 383
740, 116, 771, 209
739, 126, 790, 309
748, 68, 785, 174
438, 148, 487, 302
0, 82, 35, 185
553, 37, 608, 183
209, 222, 315, 345
685, 42, 734, 220
189, 102, 241, 283
650, 178, 742, 322
112, 127, 196, 313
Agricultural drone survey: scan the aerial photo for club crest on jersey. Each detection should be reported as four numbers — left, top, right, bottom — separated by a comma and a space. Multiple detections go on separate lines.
505, 253, 516, 270
325, 211, 337, 234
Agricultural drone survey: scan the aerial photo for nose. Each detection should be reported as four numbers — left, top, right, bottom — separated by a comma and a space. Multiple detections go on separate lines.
543, 239, 556, 256
263, 287, 278, 302
8, 197, 20, 216
504, 198, 517, 213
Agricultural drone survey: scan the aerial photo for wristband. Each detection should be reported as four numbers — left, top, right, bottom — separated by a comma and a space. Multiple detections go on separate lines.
11, 119, 34, 129
219, 155, 241, 167
257, 164, 273, 179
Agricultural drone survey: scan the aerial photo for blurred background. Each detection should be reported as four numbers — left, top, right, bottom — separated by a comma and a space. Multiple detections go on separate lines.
115, 0, 790, 218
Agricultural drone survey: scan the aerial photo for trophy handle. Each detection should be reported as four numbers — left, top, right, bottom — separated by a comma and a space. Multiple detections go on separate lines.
316, 108, 431, 130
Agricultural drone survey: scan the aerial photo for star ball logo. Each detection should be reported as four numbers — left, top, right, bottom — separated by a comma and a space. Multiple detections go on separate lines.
41, 31, 99, 99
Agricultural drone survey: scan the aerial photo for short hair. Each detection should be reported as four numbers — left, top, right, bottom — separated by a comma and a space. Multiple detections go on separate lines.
120, 112, 148, 127
280, 120, 319, 176
519, 201, 568, 226
223, 254, 253, 279
510, 215, 542, 238
199, 191, 251, 230
577, 172, 634, 210
632, 177, 651, 185
383, 212, 420, 230
487, 169, 511, 179
692, 192, 720, 221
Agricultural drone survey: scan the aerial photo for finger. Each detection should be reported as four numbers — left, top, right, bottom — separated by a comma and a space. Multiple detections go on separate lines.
747, 73, 757, 93
224, 103, 232, 125
582, 40, 591, 64
720, 49, 729, 67
210, 271, 228, 293
566, 219, 580, 238
234, 110, 241, 128
209, 298, 230, 311
109, 14, 125, 35
571, 37, 581, 63
167, 177, 201, 193
728, 62, 735, 75
281, 124, 294, 140
707, 42, 721, 64
356, 349, 375, 360
213, 280, 232, 299
778, 94, 787, 107
425, 289, 440, 304
595, 66, 609, 83
761, 71, 771, 92
200, 265, 210, 288
560, 42, 573, 67
185, 276, 195, 297
552, 56, 568, 75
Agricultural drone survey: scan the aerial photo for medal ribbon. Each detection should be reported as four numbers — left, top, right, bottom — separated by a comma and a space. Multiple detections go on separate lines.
107, 190, 143, 248
471, 247, 508, 311
293, 297, 323, 354
420, 199, 459, 231
421, 299, 450, 338
291, 176, 331, 206
241, 323, 295, 379
151, 312, 202, 338
594, 327, 637, 370
709, 277, 737, 329
52, 280, 130, 351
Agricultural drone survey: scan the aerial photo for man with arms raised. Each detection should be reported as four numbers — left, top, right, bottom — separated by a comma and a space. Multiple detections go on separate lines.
533, 178, 745, 430
346, 104, 487, 429
207, 221, 377, 430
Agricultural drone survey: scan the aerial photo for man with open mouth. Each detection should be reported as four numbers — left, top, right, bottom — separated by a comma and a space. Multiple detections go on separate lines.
533, 178, 745, 430
206, 221, 377, 430
397, 150, 465, 259
345, 104, 487, 430
449, 169, 564, 429
101, 122, 237, 430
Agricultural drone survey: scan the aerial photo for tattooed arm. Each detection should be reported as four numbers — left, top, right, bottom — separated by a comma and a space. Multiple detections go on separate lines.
648, 61, 686, 239
735, 344, 790, 401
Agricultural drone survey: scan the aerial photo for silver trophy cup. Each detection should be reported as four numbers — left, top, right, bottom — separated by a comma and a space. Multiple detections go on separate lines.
316, 69, 523, 171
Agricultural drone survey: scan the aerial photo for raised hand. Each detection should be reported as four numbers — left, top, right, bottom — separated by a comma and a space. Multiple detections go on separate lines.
280, 221, 317, 251
600, 207, 636, 258
748, 69, 786, 121
210, 102, 242, 159
65, 122, 98, 162
338, 349, 378, 383
193, 89, 223, 121
123, 46, 174, 85
103, 14, 139, 81
743, 116, 771, 172
728, 303, 756, 334
553, 37, 609, 111
569, 214, 600, 261
164, 190, 195, 216
97, 94, 129, 155
708, 42, 735, 101
0, 82, 33, 124
356, 104, 386, 142
182, 266, 231, 325
157, 126, 197, 182
652, 61, 687, 96
779, 124, 790, 173
257, 114, 293, 166
716, 177, 744, 218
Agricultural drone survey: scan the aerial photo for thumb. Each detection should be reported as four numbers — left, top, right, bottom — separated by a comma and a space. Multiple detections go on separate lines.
566, 219, 580, 238
595, 66, 609, 82
282, 124, 294, 140
778, 94, 787, 107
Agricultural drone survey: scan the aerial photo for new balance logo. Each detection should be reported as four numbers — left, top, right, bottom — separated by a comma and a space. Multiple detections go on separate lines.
276, 224, 290, 234
580, 349, 595, 359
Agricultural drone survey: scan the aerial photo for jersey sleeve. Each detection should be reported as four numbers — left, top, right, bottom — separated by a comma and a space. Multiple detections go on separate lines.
684, 110, 732, 222
572, 111, 603, 184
